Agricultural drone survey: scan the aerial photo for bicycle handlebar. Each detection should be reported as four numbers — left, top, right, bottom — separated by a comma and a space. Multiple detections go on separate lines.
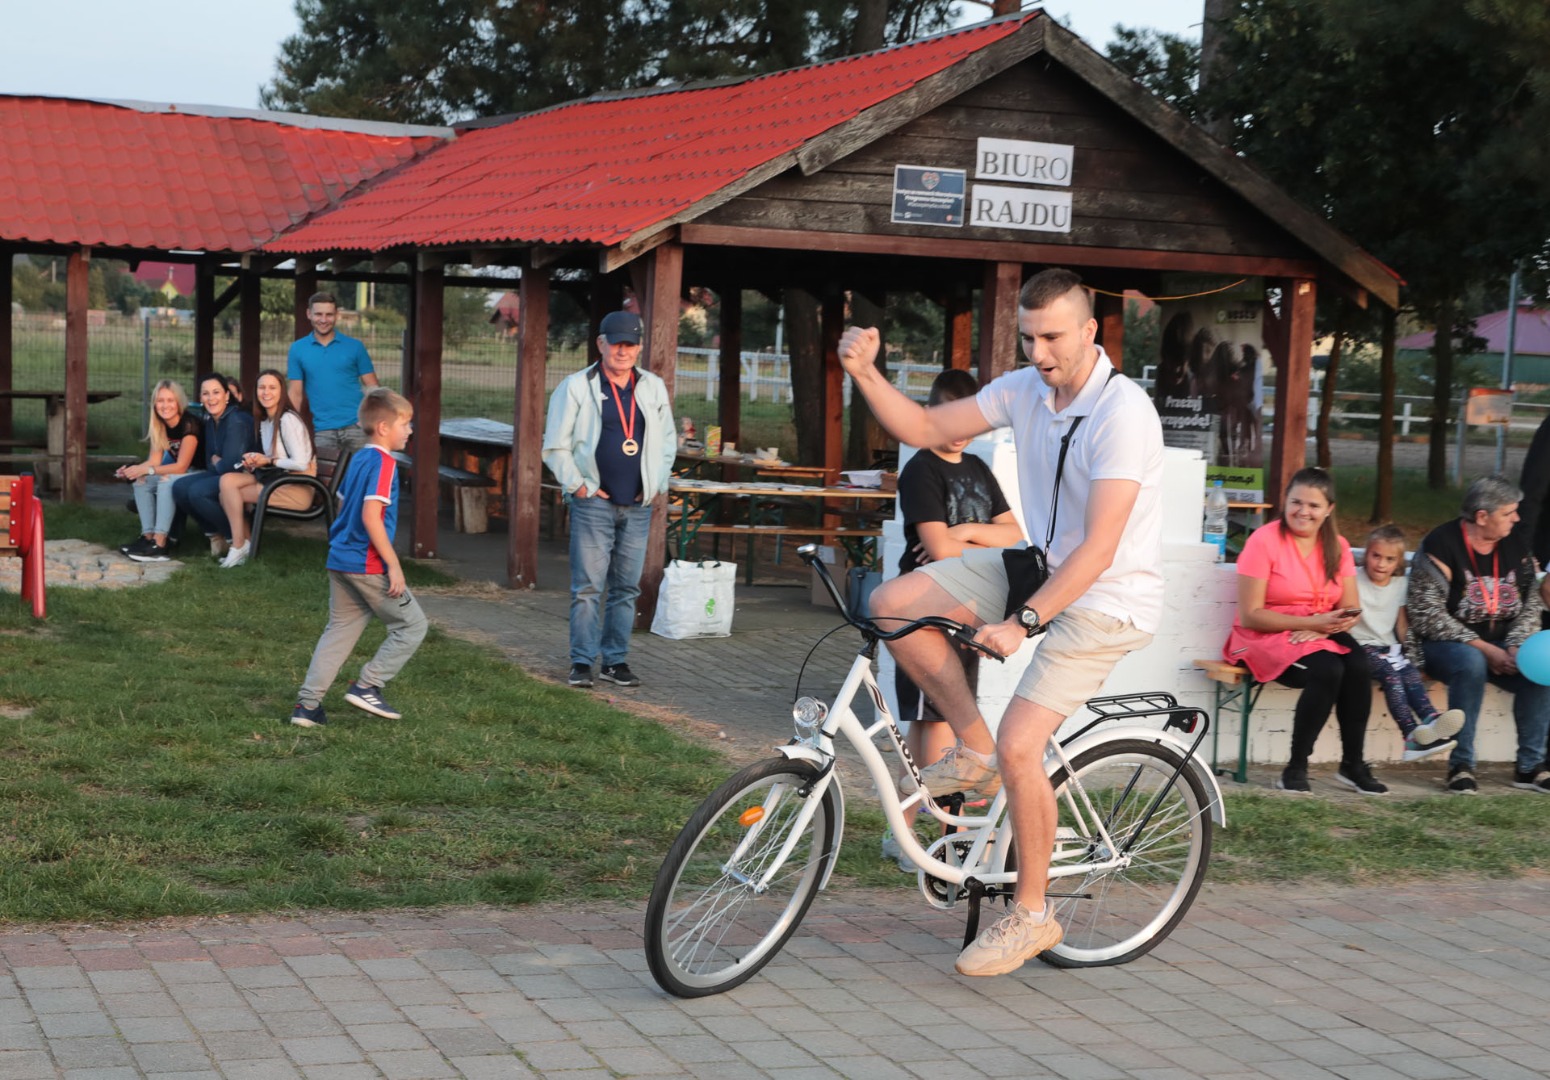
797, 543, 1006, 663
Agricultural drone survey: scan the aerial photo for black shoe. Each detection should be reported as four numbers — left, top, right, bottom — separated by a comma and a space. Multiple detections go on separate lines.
1446, 766, 1478, 795
568, 664, 594, 688
1274, 766, 1311, 793
1334, 761, 1389, 795
1512, 764, 1550, 793
128, 544, 170, 563
599, 663, 641, 687
121, 535, 154, 557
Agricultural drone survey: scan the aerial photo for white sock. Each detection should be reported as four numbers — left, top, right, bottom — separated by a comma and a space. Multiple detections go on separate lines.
960, 743, 996, 767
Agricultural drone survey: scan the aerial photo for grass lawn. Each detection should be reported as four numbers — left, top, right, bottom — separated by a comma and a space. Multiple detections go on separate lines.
2, 493, 1545, 927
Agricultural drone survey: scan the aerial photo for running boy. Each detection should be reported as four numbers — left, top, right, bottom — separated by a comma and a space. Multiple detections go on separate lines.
1352, 524, 1464, 760
291, 388, 427, 727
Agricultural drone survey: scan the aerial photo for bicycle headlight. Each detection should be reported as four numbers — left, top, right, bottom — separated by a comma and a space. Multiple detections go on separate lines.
791, 696, 828, 742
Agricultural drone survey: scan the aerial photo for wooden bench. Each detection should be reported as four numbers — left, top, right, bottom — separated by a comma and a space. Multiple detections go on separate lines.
438, 464, 497, 533
1194, 658, 1264, 783
690, 524, 884, 585
0, 475, 46, 617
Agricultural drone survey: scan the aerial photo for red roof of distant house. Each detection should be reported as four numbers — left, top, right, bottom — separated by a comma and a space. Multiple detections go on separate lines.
0, 97, 449, 253
1399, 305, 1550, 357
270, 14, 1034, 253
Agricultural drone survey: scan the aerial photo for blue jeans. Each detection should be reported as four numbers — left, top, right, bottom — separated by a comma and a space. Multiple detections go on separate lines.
568, 496, 652, 668
1422, 640, 1550, 772
173, 471, 229, 539
132, 469, 199, 537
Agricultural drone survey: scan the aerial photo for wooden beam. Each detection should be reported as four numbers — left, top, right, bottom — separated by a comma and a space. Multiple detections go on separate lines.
210, 277, 242, 318
945, 288, 973, 371
978, 261, 1021, 383
64, 248, 90, 503
194, 263, 216, 381
529, 245, 571, 270
409, 263, 444, 559
636, 241, 684, 630
508, 266, 550, 590
718, 288, 743, 446
588, 276, 625, 367
294, 266, 318, 340
239, 272, 262, 394
600, 226, 682, 275
1267, 278, 1316, 511
822, 292, 846, 494
680, 224, 1322, 281
1096, 290, 1124, 371
0, 248, 11, 444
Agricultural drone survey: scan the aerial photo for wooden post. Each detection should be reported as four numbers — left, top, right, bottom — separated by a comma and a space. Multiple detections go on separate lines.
294, 264, 317, 340
194, 263, 215, 382
978, 261, 1021, 383
589, 276, 625, 367
409, 260, 444, 559
1096, 290, 1124, 371
822, 292, 845, 490
0, 248, 11, 444
636, 241, 683, 629
944, 288, 973, 372
508, 265, 550, 589
63, 248, 91, 502
1267, 278, 1316, 510
717, 287, 742, 446
239, 271, 261, 394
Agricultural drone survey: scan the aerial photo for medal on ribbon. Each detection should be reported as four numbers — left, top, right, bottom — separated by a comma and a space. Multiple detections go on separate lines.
610, 375, 640, 456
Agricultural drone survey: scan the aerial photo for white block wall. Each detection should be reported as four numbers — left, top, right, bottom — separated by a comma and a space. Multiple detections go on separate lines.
880, 436, 1523, 765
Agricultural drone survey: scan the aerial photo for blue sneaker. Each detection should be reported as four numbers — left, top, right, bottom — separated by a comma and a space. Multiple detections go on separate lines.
345, 682, 401, 720
290, 702, 327, 728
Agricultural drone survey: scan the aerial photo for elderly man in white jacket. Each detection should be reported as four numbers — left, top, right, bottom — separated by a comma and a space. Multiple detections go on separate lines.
542, 310, 676, 689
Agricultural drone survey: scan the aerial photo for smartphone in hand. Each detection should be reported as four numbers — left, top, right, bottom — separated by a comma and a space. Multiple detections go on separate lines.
1339, 607, 1362, 618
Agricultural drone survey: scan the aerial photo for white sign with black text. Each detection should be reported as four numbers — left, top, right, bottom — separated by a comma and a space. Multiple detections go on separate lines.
974, 137, 1074, 187
968, 184, 1073, 233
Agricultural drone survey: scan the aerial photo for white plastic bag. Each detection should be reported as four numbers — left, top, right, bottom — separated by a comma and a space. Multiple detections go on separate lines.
650, 560, 736, 639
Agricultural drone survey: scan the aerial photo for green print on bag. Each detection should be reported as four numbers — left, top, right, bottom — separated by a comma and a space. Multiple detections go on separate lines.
705, 597, 716, 618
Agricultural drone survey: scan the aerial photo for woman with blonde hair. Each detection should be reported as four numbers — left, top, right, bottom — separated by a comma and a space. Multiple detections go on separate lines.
218, 368, 316, 568
118, 379, 202, 562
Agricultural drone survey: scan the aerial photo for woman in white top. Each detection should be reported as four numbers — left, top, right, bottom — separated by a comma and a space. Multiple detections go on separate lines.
218, 368, 316, 568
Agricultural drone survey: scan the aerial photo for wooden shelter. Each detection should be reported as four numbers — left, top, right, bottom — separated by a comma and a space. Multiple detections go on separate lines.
4, 12, 1399, 624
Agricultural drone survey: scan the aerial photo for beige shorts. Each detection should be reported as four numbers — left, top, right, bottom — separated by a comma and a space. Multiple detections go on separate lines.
918, 547, 1153, 717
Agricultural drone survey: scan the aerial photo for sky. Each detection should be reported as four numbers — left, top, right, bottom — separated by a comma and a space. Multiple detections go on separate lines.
0, 2, 1202, 111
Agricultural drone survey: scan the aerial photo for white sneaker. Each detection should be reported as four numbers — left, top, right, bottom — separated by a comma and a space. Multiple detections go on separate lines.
1413, 708, 1465, 744
220, 541, 250, 568
955, 902, 1063, 976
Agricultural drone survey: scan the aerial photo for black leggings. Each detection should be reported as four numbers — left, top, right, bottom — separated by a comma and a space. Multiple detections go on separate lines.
1273, 634, 1371, 768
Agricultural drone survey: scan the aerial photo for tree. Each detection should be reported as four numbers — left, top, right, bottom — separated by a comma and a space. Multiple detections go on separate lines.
263, 0, 958, 123
1205, 0, 1550, 488
1105, 27, 1201, 120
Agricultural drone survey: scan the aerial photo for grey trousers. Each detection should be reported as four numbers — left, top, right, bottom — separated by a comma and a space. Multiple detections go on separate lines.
299, 570, 428, 708
314, 425, 368, 458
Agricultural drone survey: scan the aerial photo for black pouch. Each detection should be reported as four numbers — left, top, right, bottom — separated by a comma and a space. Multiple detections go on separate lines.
253, 465, 288, 485
1001, 546, 1049, 619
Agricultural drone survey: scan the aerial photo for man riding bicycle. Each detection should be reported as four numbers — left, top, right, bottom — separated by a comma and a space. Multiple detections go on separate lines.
837, 268, 1166, 976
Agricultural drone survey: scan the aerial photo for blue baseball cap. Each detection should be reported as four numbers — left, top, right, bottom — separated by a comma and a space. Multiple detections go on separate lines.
599, 310, 643, 345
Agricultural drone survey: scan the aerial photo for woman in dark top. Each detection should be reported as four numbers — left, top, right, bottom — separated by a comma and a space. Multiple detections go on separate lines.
1409, 474, 1550, 794
119, 379, 203, 563
173, 373, 257, 559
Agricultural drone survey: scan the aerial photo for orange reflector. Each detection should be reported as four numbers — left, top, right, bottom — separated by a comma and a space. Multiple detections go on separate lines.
738, 807, 765, 827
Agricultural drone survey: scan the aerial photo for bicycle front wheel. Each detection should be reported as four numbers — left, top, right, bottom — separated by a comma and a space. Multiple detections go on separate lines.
645, 757, 838, 997
1041, 739, 1211, 968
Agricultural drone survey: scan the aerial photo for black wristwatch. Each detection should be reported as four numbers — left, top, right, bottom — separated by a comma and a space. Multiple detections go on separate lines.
1014, 605, 1045, 638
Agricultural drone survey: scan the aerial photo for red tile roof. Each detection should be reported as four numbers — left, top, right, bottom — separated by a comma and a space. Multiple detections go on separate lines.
270, 15, 1034, 254
0, 97, 448, 253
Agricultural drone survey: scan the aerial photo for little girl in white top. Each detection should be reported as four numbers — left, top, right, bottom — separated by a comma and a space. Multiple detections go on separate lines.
1353, 525, 1464, 760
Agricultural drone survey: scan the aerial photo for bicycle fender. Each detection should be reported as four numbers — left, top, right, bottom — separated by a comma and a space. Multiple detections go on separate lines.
776, 744, 846, 891
1056, 726, 1227, 826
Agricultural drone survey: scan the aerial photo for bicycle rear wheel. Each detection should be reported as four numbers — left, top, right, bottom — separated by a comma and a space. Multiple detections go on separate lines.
645, 757, 838, 997
1041, 740, 1211, 968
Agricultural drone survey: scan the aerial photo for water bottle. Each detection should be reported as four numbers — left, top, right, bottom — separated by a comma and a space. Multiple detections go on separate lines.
1203, 480, 1229, 562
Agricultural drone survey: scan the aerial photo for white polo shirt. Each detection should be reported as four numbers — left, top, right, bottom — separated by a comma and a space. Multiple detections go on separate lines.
976, 346, 1166, 633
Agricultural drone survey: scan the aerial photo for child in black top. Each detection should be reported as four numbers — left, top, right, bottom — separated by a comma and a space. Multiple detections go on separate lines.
882, 369, 1022, 869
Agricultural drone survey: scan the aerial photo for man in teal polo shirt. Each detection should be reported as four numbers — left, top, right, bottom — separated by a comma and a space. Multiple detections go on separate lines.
287, 292, 380, 456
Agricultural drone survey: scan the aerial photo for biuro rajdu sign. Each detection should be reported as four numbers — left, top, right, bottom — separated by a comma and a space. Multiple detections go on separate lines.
969, 137, 1075, 234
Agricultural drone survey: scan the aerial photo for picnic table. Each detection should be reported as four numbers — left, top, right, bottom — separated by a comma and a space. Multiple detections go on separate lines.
0, 389, 122, 490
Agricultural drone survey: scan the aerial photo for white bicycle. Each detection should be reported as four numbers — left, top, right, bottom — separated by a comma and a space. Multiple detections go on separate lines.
645, 545, 1226, 997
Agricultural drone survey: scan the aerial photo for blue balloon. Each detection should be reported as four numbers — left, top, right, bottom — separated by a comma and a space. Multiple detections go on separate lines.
1517, 630, 1550, 686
